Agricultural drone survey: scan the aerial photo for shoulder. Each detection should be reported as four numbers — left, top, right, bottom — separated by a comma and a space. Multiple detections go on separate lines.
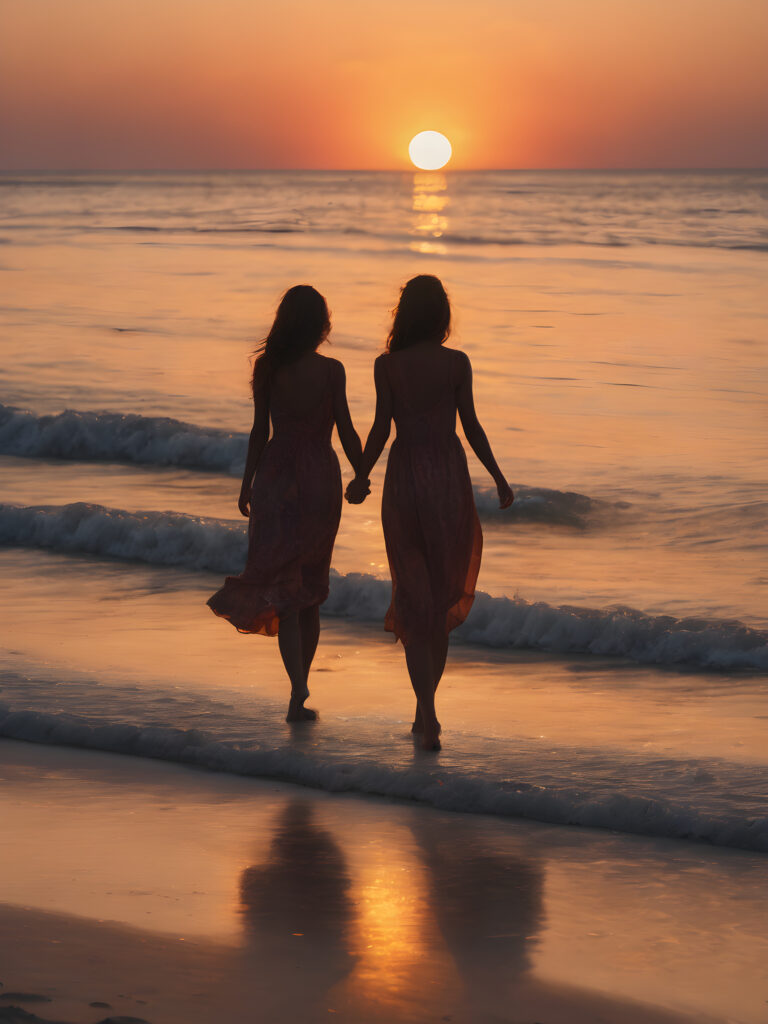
373, 352, 394, 393
444, 346, 472, 377
318, 354, 345, 381
373, 351, 390, 375
444, 345, 470, 364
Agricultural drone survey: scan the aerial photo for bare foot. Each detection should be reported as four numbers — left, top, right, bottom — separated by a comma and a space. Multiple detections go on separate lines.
286, 698, 318, 722
420, 720, 442, 751
411, 708, 424, 734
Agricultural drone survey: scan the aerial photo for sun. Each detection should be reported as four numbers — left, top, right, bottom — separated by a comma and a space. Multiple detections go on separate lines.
408, 131, 452, 171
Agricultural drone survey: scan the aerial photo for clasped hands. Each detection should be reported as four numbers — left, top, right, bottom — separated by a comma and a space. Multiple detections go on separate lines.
245, 475, 510, 513
345, 476, 371, 504
345, 477, 513, 508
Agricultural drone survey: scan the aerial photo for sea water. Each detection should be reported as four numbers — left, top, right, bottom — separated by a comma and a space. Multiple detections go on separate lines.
1, 170, 767, 849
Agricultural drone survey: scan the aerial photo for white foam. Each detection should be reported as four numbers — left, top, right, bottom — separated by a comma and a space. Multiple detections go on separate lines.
0, 403, 616, 528
0, 500, 246, 574
2, 501, 766, 670
0, 701, 765, 853
0, 402, 246, 474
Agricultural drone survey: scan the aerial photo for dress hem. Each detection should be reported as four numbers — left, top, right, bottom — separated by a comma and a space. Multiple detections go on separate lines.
207, 584, 329, 637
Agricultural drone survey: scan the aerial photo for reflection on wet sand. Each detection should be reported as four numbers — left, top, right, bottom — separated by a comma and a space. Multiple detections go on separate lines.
239, 801, 355, 1014
239, 801, 544, 1018
410, 172, 449, 254
5, 737, 761, 1024
347, 824, 444, 1013
409, 816, 544, 1013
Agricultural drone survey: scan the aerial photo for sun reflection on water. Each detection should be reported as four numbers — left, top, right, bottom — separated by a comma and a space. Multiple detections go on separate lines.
410, 172, 449, 255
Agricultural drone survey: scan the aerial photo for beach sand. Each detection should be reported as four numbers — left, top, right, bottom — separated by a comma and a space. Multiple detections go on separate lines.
2, 740, 767, 1024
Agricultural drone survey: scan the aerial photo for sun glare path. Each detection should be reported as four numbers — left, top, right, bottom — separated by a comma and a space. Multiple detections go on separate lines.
408, 131, 452, 171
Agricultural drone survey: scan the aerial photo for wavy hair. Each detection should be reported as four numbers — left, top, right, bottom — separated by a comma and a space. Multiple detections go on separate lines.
386, 275, 451, 353
252, 285, 331, 395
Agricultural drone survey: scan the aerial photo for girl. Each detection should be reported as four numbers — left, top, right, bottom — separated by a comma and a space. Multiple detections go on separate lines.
209, 285, 363, 721
346, 276, 513, 750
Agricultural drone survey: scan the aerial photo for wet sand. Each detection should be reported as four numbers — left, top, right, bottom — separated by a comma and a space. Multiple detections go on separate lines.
2, 740, 767, 1024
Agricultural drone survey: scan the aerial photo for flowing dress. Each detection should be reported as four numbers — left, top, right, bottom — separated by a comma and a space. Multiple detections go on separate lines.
380, 350, 482, 644
207, 361, 342, 635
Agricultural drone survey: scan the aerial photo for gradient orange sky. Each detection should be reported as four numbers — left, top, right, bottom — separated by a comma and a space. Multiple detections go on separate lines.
1, 0, 766, 170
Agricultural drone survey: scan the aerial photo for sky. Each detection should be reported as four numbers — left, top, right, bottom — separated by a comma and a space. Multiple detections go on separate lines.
1, 0, 767, 170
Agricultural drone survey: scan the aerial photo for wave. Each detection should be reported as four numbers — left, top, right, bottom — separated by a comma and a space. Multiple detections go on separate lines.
2, 218, 766, 253
0, 702, 765, 852
1, 501, 766, 671
0, 402, 247, 474
0, 403, 620, 528
438, 231, 768, 253
0, 501, 247, 575
731, 243, 768, 253
113, 224, 304, 234
473, 484, 623, 527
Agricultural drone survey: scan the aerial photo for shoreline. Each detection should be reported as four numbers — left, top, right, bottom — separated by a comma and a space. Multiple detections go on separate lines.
2, 739, 767, 1024
2, 697, 767, 854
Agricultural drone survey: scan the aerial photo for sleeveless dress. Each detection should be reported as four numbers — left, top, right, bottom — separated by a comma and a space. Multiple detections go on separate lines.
207, 362, 342, 635
381, 351, 482, 644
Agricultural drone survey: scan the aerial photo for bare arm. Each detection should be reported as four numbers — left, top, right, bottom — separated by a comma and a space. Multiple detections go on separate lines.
346, 355, 392, 503
456, 352, 513, 508
331, 361, 363, 474
358, 355, 393, 476
238, 385, 270, 517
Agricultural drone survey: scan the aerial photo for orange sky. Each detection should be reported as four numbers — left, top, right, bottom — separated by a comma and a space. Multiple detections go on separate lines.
1, 0, 766, 169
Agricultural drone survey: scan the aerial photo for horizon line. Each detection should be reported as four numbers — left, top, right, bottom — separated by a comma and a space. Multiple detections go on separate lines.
1, 166, 766, 175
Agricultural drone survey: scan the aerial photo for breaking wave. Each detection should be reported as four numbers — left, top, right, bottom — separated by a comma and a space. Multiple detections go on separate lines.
0, 402, 246, 474
1, 501, 766, 671
0, 403, 622, 528
0, 701, 765, 852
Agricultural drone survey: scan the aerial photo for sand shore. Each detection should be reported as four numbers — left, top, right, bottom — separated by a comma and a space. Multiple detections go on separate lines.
3, 740, 768, 1023
2, 901, 711, 1024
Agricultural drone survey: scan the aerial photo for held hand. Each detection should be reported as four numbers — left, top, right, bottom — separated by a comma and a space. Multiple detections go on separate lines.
345, 477, 371, 505
238, 488, 251, 518
497, 478, 514, 509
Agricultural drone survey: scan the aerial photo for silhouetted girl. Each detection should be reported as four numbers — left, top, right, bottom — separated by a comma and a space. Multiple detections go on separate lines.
208, 285, 362, 721
346, 275, 512, 750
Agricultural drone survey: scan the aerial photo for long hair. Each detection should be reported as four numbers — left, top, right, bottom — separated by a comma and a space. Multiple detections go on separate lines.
252, 285, 331, 395
386, 275, 451, 353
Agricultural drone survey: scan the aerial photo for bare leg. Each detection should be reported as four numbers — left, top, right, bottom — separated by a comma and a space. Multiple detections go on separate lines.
432, 630, 449, 687
412, 629, 449, 734
299, 604, 321, 684
404, 636, 441, 751
278, 611, 317, 722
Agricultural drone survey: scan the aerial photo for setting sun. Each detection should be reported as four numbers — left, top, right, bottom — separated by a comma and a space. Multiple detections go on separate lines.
408, 131, 452, 170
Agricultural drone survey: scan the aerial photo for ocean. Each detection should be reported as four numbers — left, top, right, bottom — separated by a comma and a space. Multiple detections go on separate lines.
1, 169, 767, 850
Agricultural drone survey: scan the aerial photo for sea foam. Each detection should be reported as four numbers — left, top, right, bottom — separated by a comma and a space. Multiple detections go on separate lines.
0, 700, 765, 853
0, 403, 621, 528
2, 501, 766, 670
0, 402, 246, 474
